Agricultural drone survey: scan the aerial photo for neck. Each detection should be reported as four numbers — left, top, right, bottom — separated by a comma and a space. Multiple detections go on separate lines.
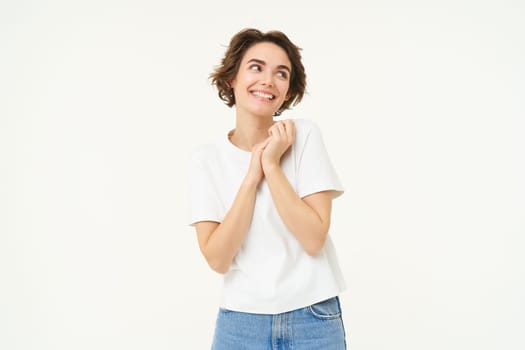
229, 110, 274, 151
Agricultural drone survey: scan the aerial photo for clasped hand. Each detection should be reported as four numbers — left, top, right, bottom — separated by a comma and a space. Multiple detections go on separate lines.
246, 120, 295, 184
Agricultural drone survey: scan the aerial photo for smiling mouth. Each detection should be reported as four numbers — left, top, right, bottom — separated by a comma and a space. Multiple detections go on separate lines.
251, 90, 275, 100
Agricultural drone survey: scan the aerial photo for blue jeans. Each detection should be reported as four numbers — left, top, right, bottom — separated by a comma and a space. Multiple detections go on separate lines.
211, 296, 347, 350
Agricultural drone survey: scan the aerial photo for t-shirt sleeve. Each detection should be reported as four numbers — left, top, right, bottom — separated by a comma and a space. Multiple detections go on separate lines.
188, 149, 223, 226
296, 121, 344, 199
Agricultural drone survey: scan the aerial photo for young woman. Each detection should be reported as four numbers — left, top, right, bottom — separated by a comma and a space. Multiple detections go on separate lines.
189, 28, 347, 349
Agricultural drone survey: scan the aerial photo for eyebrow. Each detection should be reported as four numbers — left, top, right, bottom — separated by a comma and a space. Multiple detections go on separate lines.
247, 58, 291, 73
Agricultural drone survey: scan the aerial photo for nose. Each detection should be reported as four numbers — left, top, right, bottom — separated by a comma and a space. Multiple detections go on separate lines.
261, 72, 274, 87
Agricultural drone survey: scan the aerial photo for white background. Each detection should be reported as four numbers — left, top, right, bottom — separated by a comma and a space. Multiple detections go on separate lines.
1, 0, 524, 349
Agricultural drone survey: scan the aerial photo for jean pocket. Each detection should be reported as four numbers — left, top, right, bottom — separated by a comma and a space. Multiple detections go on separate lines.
307, 297, 342, 320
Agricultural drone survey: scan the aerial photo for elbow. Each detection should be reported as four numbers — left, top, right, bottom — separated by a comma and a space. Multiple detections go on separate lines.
205, 256, 230, 274
302, 221, 330, 256
209, 262, 229, 274
304, 243, 324, 256
199, 244, 231, 274
303, 234, 328, 257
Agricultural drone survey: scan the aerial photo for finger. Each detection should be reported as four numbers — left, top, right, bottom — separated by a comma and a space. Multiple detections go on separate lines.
286, 120, 295, 143
269, 121, 280, 132
253, 136, 272, 152
268, 124, 279, 136
261, 136, 272, 148
283, 119, 295, 131
283, 120, 295, 141
275, 121, 286, 137
268, 122, 281, 138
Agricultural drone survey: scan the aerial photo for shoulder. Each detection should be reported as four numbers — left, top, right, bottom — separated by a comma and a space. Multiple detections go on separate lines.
286, 118, 324, 147
287, 118, 317, 131
287, 118, 323, 137
189, 142, 222, 166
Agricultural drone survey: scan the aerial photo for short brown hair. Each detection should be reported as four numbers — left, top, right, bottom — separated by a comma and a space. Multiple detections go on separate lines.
210, 28, 306, 116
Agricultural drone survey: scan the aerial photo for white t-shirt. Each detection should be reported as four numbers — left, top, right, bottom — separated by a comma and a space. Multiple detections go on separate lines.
189, 118, 346, 314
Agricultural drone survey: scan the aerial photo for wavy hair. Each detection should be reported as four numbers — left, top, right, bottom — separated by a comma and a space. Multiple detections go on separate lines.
209, 28, 306, 116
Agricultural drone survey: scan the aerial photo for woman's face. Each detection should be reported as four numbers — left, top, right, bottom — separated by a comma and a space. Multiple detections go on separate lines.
230, 42, 291, 117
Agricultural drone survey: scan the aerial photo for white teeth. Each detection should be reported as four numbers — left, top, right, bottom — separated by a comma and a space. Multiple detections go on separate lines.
252, 91, 274, 100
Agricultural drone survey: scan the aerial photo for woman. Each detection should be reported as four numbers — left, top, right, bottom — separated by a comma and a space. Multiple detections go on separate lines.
189, 28, 347, 349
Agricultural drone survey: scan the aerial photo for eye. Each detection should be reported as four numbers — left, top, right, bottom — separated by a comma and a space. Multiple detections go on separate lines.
249, 64, 262, 72
276, 71, 288, 79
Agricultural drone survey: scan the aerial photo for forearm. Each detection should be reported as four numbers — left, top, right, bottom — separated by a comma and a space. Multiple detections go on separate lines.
201, 178, 258, 273
264, 164, 330, 256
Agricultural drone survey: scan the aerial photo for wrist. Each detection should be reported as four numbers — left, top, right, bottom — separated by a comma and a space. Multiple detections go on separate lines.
241, 175, 261, 189
262, 161, 280, 175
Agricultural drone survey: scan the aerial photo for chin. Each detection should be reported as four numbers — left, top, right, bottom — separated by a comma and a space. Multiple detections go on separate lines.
248, 106, 277, 118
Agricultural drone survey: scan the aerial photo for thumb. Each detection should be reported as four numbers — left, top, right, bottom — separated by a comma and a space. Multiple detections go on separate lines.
262, 136, 272, 147
253, 137, 271, 153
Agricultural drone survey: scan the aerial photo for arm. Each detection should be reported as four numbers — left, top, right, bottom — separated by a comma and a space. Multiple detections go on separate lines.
262, 120, 334, 256
194, 139, 269, 274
